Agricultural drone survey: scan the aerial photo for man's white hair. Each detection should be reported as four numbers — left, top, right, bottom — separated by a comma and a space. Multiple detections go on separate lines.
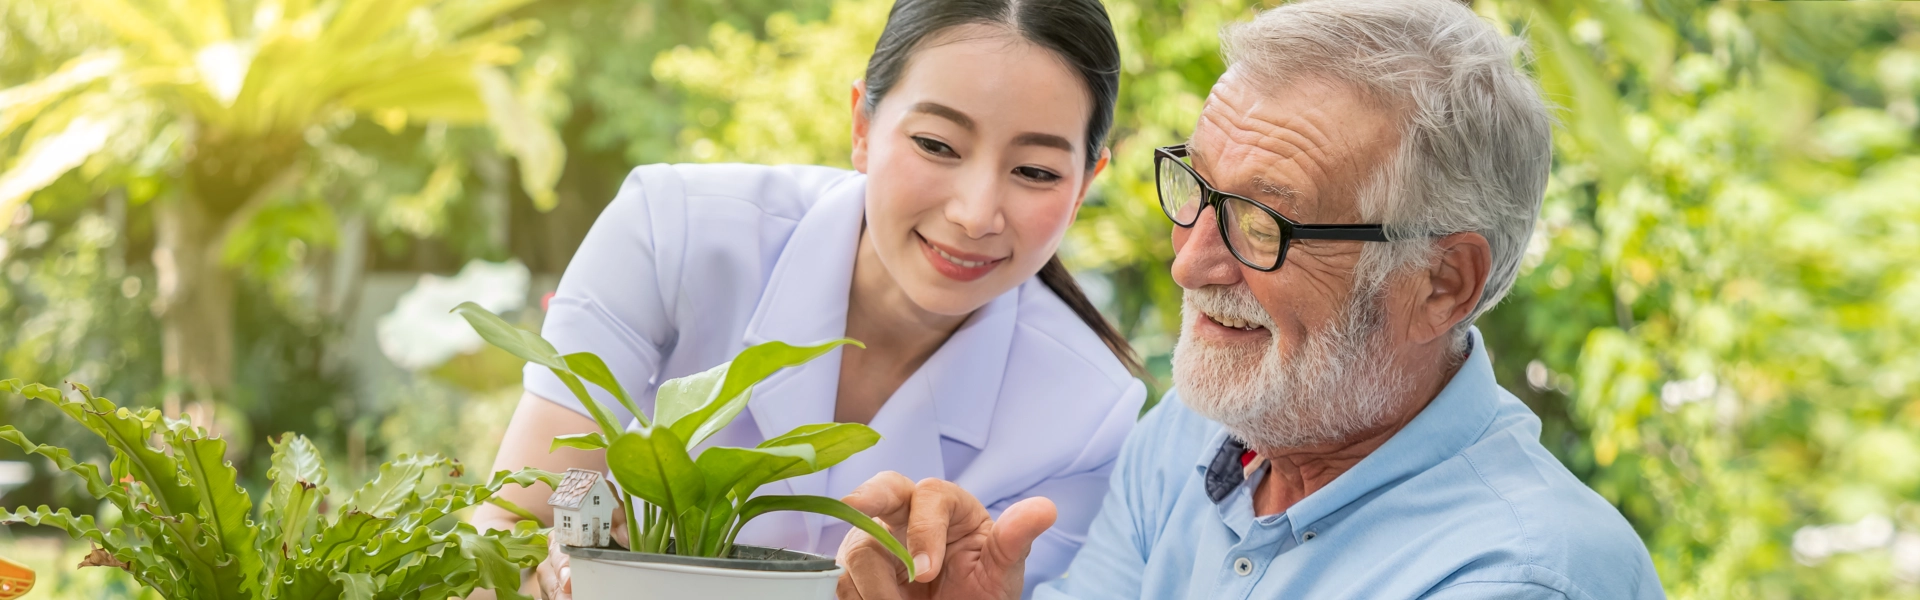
1222, 0, 1553, 350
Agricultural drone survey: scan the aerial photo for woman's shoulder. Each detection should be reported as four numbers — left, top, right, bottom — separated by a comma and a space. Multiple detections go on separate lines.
620, 163, 859, 221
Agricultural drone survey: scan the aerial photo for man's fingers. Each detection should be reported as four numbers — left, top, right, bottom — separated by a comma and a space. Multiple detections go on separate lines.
844, 536, 910, 600
842, 471, 917, 527
988, 497, 1057, 570
906, 478, 988, 583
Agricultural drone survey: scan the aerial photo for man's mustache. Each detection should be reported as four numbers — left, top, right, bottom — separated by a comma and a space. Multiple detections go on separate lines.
1185, 285, 1276, 331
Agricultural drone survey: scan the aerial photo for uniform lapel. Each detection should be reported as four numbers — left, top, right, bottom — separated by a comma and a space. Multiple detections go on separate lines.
738, 175, 865, 525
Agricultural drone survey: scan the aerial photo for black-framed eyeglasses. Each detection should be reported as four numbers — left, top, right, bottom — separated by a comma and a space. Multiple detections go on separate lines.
1155, 144, 1390, 272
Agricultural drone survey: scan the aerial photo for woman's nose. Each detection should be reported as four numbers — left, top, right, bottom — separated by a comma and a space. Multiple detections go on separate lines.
945, 171, 1006, 239
1171, 205, 1243, 290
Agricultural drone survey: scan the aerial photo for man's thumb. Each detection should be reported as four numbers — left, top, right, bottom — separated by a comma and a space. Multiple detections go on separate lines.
989, 497, 1057, 566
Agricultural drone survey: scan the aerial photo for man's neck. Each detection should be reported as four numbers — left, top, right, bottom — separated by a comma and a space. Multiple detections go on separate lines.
1249, 342, 1465, 517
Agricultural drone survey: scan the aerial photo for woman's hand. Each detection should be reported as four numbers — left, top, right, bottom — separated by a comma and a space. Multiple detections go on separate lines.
532, 506, 628, 600
835, 472, 1056, 600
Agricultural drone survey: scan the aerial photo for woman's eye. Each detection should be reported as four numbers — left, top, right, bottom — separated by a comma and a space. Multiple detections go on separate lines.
1014, 166, 1061, 183
913, 136, 957, 158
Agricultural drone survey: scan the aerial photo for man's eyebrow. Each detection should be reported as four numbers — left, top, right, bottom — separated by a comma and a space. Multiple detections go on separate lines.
1188, 143, 1304, 209
1250, 175, 1301, 204
1012, 132, 1074, 152
910, 102, 974, 131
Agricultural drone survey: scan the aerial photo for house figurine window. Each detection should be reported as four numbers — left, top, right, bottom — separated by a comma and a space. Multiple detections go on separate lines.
562, 516, 572, 528
593, 496, 600, 506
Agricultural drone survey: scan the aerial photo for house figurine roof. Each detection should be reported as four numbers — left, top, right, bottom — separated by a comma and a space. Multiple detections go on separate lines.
548, 468, 604, 510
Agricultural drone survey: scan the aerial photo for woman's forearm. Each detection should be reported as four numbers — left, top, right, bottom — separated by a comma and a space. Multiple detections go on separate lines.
475, 391, 609, 530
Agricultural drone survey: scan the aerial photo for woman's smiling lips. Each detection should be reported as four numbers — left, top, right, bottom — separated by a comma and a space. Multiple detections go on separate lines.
917, 232, 1006, 282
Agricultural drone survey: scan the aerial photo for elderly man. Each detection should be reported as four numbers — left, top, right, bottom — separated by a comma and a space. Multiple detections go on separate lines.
833, 0, 1664, 598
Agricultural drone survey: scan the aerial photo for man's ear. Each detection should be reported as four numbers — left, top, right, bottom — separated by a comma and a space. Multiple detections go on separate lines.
1413, 231, 1492, 345
850, 80, 871, 174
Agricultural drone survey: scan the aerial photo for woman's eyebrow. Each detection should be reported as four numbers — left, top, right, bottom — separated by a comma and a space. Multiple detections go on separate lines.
911, 102, 974, 130
1013, 132, 1073, 152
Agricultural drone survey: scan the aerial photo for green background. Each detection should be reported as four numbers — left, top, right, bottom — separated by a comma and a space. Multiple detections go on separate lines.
3, 0, 1919, 597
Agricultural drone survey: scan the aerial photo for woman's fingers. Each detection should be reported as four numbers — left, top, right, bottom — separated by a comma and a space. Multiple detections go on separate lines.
537, 536, 573, 600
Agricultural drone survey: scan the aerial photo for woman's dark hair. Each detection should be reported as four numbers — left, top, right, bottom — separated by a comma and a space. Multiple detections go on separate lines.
863, 0, 1146, 380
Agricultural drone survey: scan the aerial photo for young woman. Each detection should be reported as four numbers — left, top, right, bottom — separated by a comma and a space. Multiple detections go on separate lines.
470, 0, 1143, 596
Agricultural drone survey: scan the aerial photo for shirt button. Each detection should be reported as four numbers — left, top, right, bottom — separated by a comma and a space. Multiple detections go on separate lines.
1303, 531, 1318, 542
1233, 557, 1254, 576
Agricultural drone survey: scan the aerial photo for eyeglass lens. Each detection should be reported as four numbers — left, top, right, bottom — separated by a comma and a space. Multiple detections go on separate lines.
1158, 154, 1289, 269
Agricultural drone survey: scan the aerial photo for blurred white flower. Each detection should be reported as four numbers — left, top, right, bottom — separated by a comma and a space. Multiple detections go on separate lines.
1793, 514, 1897, 565
1660, 373, 1717, 411
377, 259, 529, 370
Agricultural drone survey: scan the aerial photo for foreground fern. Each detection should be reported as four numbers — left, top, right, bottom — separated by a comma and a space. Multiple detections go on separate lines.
0, 379, 557, 599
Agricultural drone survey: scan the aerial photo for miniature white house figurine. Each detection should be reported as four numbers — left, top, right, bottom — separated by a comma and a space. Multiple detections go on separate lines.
548, 468, 616, 548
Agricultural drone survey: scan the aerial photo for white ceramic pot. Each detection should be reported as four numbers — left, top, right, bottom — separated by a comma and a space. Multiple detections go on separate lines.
563, 545, 843, 600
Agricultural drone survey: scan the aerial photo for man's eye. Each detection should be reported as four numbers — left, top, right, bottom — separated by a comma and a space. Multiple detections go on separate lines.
1014, 166, 1061, 183
913, 136, 957, 158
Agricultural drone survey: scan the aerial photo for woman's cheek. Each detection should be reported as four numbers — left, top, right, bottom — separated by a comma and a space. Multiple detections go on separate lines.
1010, 188, 1078, 254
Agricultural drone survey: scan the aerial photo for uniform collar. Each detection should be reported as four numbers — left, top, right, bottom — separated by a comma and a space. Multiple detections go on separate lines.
741, 173, 1015, 488
1194, 328, 1501, 537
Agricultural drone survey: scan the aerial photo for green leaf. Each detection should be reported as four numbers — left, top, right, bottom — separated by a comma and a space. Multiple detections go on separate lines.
0, 426, 123, 504
175, 432, 263, 597
757, 422, 882, 474
736, 495, 914, 580
2, 505, 110, 548
550, 431, 609, 452
606, 427, 705, 519
305, 512, 392, 564
451, 301, 564, 370
453, 302, 630, 436
262, 434, 328, 559
695, 445, 815, 505
564, 352, 648, 427
667, 339, 862, 446
343, 453, 461, 518
331, 572, 381, 600
453, 525, 537, 600
654, 361, 728, 435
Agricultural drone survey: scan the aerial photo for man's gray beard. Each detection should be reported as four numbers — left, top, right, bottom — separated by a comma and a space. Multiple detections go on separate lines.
1171, 284, 1407, 451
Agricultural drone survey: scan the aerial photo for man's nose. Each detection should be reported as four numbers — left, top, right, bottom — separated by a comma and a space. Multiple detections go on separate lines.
1171, 205, 1244, 290
945, 169, 1006, 239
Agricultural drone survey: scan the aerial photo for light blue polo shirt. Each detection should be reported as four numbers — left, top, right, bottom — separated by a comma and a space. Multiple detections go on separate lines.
1035, 329, 1664, 599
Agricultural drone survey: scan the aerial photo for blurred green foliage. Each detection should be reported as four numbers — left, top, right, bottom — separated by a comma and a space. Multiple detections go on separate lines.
3, 0, 1919, 597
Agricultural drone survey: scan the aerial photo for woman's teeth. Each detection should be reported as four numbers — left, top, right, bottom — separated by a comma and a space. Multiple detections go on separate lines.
934, 246, 989, 268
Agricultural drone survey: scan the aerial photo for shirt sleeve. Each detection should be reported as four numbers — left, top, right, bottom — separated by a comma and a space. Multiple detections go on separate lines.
1032, 392, 1186, 600
1421, 581, 1572, 600
990, 377, 1144, 599
524, 166, 683, 425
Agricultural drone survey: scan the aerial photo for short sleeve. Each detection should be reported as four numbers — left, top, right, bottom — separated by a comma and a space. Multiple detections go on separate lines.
524, 166, 684, 425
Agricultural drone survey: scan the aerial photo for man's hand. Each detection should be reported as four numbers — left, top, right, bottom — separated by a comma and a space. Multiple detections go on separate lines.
836, 472, 1057, 600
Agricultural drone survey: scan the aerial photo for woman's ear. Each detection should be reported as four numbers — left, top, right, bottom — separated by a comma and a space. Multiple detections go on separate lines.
850, 80, 871, 174
1070, 147, 1112, 216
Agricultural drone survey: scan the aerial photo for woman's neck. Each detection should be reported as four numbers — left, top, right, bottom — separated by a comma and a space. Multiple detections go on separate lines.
835, 227, 970, 424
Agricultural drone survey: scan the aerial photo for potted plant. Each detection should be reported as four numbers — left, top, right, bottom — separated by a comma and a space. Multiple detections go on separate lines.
0, 379, 555, 599
453, 303, 914, 599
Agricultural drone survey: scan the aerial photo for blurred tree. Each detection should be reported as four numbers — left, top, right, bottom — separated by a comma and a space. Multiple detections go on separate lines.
0, 0, 563, 405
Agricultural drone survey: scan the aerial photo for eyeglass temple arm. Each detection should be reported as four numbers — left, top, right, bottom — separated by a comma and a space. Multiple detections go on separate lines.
1291, 224, 1389, 242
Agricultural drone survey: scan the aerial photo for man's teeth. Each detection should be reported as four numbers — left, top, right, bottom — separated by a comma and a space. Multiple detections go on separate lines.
1209, 313, 1262, 331
934, 246, 989, 268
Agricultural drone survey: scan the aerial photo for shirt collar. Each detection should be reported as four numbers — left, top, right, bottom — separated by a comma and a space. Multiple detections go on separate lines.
1194, 328, 1501, 535
741, 174, 1013, 451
